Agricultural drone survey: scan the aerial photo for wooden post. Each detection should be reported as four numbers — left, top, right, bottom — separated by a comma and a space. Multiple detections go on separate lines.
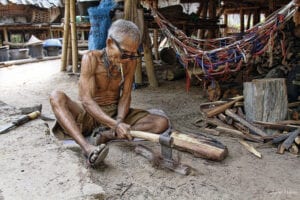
153, 29, 159, 60
200, 1, 208, 38
70, 0, 78, 73
3, 27, 8, 43
208, 0, 217, 38
243, 78, 288, 135
124, 0, 144, 84
240, 9, 245, 33
60, 0, 70, 71
143, 24, 158, 87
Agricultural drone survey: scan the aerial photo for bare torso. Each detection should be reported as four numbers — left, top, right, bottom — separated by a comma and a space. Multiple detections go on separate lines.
79, 50, 130, 106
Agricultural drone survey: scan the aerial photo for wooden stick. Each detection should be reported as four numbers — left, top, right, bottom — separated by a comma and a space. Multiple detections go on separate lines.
216, 126, 263, 142
239, 140, 262, 158
277, 120, 300, 125
202, 128, 220, 136
225, 109, 268, 136
218, 113, 233, 125
281, 128, 300, 150
253, 120, 299, 131
288, 101, 300, 108
206, 96, 244, 118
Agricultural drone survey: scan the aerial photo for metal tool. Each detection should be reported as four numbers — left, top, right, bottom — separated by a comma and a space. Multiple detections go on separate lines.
0, 111, 41, 134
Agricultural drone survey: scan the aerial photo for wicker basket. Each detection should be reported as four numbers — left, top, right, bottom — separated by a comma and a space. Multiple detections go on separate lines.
30, 9, 50, 23
0, 4, 28, 18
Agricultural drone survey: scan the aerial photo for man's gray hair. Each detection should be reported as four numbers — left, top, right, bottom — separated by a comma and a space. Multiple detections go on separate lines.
107, 19, 141, 44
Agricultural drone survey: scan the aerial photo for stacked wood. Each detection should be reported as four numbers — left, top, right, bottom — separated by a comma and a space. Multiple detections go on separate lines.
200, 96, 300, 157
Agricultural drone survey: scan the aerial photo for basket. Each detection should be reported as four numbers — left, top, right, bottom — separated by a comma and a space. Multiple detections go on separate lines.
30, 9, 50, 23
0, 4, 27, 18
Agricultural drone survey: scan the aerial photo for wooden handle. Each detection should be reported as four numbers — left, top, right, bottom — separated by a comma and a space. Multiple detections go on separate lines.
28, 111, 41, 120
130, 130, 160, 143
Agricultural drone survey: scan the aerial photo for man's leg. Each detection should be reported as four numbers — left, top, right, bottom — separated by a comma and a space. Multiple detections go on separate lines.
50, 90, 101, 157
131, 114, 169, 134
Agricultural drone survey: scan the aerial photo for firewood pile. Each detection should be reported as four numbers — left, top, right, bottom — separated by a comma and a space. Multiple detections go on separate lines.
196, 96, 300, 158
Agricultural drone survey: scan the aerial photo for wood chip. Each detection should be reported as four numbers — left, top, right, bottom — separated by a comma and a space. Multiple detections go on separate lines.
239, 140, 262, 158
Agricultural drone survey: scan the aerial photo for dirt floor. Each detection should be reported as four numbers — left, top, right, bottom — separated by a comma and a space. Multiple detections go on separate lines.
0, 59, 299, 200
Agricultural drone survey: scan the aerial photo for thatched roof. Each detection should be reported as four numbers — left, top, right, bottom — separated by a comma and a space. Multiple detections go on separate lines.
0, 0, 62, 8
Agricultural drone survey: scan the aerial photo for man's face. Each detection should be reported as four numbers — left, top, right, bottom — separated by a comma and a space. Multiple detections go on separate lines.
110, 35, 141, 63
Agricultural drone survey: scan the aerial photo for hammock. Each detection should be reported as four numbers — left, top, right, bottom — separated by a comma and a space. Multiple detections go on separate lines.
151, 1, 297, 83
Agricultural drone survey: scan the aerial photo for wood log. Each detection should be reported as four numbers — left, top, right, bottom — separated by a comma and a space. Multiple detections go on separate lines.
239, 140, 262, 158
281, 128, 300, 150
288, 143, 299, 155
243, 78, 288, 135
225, 109, 268, 136
130, 130, 228, 161
277, 144, 285, 154
206, 96, 243, 118
295, 136, 300, 145
171, 131, 228, 161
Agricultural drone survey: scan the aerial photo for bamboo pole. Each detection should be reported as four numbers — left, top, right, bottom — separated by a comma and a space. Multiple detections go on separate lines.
124, 0, 143, 84
70, 0, 78, 73
60, 0, 70, 71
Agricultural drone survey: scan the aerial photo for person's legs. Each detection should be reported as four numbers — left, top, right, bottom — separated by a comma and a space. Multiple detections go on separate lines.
131, 114, 169, 134
90, 109, 169, 145
49, 90, 105, 158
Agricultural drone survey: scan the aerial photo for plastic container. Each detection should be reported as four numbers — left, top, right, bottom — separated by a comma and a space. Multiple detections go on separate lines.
9, 48, 29, 60
45, 46, 60, 56
0, 46, 9, 62
43, 39, 62, 48
29, 44, 43, 59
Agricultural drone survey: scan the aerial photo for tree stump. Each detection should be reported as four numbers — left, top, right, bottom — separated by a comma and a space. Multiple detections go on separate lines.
243, 78, 288, 134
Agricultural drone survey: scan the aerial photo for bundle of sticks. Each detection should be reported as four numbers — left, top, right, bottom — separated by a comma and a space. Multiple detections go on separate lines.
198, 96, 300, 158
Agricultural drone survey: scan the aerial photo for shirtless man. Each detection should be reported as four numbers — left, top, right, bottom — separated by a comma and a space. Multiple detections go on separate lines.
50, 19, 169, 167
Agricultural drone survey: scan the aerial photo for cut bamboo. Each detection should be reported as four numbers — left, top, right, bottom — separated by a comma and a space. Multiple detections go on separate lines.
60, 0, 70, 71
70, 0, 78, 73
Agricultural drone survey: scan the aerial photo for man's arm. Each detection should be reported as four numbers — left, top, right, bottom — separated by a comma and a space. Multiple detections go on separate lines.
116, 60, 137, 121
79, 52, 117, 129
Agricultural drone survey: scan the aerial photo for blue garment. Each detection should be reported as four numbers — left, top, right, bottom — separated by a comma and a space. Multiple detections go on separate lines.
88, 0, 117, 50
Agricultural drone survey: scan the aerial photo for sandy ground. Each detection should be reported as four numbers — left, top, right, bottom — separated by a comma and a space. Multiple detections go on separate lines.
0, 59, 299, 200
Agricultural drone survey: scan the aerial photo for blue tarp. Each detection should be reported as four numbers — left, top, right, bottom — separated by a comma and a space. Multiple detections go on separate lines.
88, 0, 116, 50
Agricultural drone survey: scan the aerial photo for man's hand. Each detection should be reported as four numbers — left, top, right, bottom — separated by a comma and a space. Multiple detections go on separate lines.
114, 122, 133, 141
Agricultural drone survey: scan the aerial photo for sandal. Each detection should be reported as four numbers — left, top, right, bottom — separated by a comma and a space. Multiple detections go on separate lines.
87, 144, 109, 168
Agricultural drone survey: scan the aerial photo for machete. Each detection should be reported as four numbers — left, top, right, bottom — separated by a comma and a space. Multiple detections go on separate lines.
0, 111, 41, 134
